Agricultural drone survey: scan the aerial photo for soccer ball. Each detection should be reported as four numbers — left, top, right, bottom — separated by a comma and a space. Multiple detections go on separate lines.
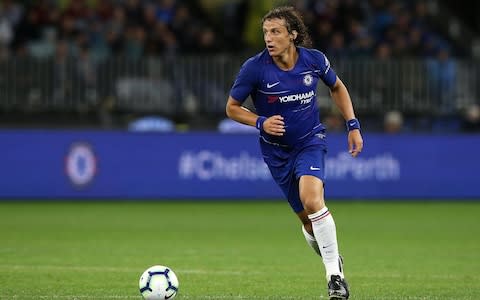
139, 265, 179, 300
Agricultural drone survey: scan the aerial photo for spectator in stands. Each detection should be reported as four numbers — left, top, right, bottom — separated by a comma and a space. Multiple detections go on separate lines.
375, 42, 392, 60
52, 40, 72, 103
124, 23, 146, 59
384, 110, 404, 134
0, 0, 23, 27
325, 31, 348, 58
0, 0, 21, 48
194, 26, 218, 54
460, 104, 480, 132
170, 3, 197, 50
427, 46, 457, 114
12, 5, 42, 48
124, 0, 143, 24
0, 0, 22, 58
155, 0, 176, 25
75, 45, 97, 108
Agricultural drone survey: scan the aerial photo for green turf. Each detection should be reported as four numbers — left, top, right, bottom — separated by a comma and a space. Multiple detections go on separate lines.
0, 201, 479, 299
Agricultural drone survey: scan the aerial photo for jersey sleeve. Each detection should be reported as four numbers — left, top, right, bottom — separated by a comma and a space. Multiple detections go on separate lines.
313, 50, 337, 87
229, 57, 258, 103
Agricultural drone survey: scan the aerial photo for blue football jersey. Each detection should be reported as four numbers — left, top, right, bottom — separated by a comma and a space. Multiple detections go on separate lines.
230, 47, 337, 148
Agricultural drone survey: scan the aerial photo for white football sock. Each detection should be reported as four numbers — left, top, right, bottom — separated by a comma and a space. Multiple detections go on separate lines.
302, 225, 321, 256
308, 207, 343, 280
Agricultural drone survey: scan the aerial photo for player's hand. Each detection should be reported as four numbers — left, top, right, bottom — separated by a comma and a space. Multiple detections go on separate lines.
348, 129, 363, 157
263, 115, 285, 136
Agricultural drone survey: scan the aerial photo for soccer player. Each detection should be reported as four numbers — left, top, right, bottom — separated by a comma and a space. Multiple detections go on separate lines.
225, 6, 363, 300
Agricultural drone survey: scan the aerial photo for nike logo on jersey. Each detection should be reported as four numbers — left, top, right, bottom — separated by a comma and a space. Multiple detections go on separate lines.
266, 82, 280, 88
310, 166, 321, 171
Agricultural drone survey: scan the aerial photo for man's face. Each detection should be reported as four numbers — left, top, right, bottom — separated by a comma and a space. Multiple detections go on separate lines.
263, 18, 293, 57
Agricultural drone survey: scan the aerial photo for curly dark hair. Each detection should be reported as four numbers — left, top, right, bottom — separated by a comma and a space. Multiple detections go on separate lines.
262, 6, 312, 48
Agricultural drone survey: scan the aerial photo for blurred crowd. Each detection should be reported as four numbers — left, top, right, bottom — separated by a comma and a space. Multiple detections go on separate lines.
0, 0, 462, 60
0, 0, 221, 61
295, 0, 457, 60
0, 0, 478, 133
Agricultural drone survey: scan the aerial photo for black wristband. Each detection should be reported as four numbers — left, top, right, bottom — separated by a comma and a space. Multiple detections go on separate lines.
346, 118, 360, 131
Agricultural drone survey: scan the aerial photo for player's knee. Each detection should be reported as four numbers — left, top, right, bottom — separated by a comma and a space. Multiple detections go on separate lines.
299, 176, 325, 213
302, 196, 326, 213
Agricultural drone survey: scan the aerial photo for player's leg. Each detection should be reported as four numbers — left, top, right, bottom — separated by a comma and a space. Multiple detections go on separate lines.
298, 176, 349, 299
294, 146, 349, 299
263, 159, 323, 258
298, 210, 322, 256
298, 176, 343, 277
261, 142, 348, 298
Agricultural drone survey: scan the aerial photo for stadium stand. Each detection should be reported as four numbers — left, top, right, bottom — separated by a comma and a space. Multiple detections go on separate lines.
0, 0, 479, 132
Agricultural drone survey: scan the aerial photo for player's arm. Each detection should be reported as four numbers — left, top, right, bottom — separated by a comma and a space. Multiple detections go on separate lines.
329, 77, 364, 157
226, 97, 285, 136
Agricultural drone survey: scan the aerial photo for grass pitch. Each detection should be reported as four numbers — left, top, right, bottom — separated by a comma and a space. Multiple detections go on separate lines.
0, 201, 479, 300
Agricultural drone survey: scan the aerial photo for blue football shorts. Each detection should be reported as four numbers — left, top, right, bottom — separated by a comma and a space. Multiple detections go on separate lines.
264, 144, 327, 213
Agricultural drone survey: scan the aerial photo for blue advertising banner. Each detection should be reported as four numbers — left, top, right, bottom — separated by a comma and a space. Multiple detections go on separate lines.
0, 130, 478, 199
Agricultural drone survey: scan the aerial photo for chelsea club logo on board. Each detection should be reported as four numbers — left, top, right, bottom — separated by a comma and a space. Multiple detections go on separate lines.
65, 142, 97, 187
303, 74, 313, 86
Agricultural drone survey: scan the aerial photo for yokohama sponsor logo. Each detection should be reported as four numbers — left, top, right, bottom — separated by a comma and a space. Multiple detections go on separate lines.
279, 90, 315, 103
